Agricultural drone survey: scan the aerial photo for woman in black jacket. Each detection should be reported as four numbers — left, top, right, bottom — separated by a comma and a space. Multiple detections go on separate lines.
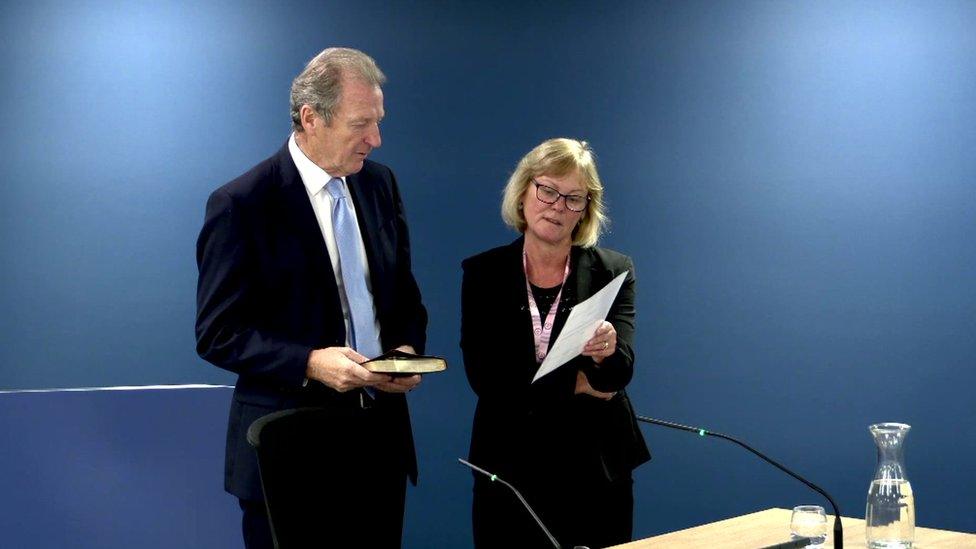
461, 138, 650, 548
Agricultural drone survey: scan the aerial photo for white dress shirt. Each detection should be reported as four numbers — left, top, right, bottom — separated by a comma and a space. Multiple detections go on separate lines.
288, 133, 382, 355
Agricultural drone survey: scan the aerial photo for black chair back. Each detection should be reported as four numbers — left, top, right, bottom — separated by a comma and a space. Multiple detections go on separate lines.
247, 407, 340, 548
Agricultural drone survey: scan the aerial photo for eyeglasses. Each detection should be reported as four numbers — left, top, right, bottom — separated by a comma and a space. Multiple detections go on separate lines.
533, 181, 589, 212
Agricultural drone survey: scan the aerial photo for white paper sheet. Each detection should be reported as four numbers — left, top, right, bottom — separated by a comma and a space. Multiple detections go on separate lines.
531, 270, 628, 383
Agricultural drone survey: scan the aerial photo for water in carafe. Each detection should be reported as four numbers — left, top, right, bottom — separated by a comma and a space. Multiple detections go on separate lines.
865, 423, 914, 549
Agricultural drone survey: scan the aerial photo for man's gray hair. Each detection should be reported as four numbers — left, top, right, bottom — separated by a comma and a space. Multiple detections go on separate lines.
290, 47, 386, 131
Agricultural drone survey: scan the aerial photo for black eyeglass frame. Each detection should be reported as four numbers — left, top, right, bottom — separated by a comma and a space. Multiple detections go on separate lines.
532, 180, 590, 212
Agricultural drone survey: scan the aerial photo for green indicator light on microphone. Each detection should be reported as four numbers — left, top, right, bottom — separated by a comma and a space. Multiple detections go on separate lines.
698, 429, 706, 436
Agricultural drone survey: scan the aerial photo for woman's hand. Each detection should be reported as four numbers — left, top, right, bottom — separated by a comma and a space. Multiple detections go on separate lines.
582, 321, 616, 364
574, 370, 615, 400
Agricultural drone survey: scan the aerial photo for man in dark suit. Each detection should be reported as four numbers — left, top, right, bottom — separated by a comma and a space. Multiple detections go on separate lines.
196, 47, 427, 548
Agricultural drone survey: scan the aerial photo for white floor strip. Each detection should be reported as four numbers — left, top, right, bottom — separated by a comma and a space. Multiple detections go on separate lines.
0, 384, 233, 394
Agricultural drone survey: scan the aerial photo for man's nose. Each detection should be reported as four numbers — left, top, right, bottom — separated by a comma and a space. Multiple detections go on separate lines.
365, 125, 382, 149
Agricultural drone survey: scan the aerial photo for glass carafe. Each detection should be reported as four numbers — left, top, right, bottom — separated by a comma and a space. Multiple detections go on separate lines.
865, 423, 915, 548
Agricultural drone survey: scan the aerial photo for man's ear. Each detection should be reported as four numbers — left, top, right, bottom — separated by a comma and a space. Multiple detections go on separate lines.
299, 105, 320, 133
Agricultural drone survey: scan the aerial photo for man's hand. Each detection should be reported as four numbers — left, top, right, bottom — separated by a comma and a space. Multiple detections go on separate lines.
374, 374, 422, 394
373, 345, 422, 393
306, 347, 392, 392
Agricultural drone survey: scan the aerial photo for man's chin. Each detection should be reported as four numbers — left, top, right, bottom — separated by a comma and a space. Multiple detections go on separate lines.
346, 159, 366, 174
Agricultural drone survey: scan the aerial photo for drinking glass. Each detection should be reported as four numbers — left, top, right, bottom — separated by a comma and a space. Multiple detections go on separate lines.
791, 505, 828, 547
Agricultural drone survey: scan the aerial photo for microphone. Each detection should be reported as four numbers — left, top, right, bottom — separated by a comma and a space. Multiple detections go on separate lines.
458, 458, 563, 549
636, 415, 844, 549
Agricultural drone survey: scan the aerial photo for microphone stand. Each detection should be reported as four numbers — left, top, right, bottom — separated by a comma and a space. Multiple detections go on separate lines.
458, 458, 563, 549
636, 415, 844, 549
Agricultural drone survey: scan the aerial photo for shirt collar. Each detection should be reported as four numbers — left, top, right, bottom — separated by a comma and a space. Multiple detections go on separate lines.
288, 132, 344, 196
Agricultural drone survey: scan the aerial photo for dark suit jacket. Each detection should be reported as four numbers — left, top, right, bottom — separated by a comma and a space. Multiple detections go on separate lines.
196, 141, 427, 501
461, 237, 650, 486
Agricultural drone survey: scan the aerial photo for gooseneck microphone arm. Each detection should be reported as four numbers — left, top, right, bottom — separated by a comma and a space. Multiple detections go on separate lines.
636, 415, 844, 549
458, 458, 562, 549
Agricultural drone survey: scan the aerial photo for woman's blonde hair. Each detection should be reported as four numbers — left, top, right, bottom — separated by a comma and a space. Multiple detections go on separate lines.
501, 138, 607, 247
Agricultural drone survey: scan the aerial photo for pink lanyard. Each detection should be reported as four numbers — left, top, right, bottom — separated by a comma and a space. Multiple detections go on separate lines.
523, 250, 571, 364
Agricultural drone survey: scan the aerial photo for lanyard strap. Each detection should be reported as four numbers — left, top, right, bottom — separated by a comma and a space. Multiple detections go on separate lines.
523, 250, 571, 364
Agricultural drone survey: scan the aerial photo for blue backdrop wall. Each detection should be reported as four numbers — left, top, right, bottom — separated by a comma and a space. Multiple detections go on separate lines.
1, 1, 974, 547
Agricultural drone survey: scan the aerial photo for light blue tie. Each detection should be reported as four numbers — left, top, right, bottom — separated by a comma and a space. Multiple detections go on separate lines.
326, 178, 382, 360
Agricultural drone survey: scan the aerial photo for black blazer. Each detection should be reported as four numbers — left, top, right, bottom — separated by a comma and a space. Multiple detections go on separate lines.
196, 142, 427, 501
461, 238, 650, 485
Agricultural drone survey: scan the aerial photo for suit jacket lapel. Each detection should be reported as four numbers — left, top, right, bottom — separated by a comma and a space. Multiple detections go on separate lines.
274, 143, 342, 309
345, 170, 388, 292
573, 246, 608, 303
503, 238, 540, 366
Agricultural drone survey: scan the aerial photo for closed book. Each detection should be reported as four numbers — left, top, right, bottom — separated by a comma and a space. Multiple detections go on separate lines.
363, 350, 447, 375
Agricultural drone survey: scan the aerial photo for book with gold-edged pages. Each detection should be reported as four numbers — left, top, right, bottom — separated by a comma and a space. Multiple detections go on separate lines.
363, 349, 447, 376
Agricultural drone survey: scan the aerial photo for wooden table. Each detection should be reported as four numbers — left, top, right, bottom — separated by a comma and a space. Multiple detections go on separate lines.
610, 508, 976, 548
